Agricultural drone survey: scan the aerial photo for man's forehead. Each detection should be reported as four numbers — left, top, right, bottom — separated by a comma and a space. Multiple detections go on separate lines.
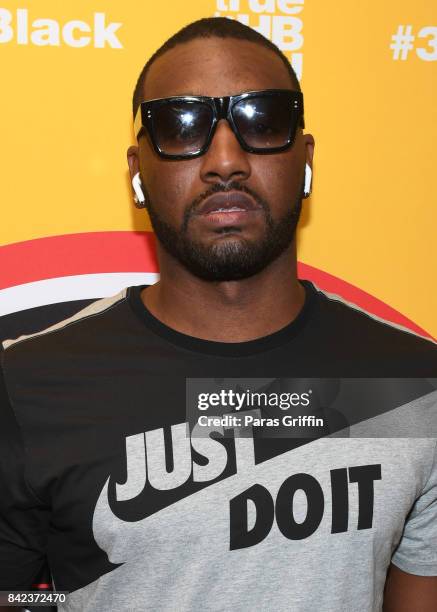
142, 38, 294, 101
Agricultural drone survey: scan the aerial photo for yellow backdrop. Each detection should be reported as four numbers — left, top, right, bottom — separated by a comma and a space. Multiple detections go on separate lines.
1, 1, 436, 337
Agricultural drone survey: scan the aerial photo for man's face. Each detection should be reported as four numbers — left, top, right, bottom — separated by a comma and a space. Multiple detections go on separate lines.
127, 38, 314, 281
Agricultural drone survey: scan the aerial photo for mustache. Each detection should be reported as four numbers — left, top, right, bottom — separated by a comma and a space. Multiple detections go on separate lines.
182, 181, 269, 230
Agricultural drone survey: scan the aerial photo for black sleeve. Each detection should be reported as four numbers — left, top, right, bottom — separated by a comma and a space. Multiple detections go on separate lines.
0, 299, 95, 344
0, 353, 51, 590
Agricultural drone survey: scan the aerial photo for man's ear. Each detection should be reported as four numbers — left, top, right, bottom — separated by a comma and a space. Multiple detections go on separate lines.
127, 145, 140, 181
301, 133, 315, 198
303, 133, 315, 169
126, 145, 147, 208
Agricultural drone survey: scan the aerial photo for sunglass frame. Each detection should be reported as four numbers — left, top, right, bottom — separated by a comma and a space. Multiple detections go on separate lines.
134, 89, 305, 160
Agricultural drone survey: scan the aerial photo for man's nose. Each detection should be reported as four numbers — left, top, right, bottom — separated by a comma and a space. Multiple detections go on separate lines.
199, 119, 251, 184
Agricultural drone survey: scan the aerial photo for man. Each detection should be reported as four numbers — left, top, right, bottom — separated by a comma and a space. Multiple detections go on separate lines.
1, 17, 436, 612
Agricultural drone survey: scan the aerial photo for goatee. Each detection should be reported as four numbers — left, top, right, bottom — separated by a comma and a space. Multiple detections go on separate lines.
145, 181, 303, 282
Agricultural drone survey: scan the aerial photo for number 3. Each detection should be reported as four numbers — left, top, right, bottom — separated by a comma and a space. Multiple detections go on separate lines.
417, 26, 437, 61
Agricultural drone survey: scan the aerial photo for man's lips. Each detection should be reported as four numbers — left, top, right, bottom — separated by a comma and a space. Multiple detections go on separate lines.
195, 191, 262, 216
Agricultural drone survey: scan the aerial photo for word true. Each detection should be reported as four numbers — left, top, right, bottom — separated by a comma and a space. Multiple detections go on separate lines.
0, 9, 122, 48
197, 389, 312, 411
216, 0, 304, 13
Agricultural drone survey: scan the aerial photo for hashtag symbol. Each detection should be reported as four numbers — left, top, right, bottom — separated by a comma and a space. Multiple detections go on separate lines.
390, 25, 415, 60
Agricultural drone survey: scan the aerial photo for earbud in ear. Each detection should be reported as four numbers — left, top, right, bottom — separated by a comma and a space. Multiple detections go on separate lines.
303, 163, 312, 198
132, 172, 146, 207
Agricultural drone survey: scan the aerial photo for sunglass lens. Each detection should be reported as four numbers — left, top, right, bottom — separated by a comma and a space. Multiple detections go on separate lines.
232, 95, 298, 150
153, 102, 212, 156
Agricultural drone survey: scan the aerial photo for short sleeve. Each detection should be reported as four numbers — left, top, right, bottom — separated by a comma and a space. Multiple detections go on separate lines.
391, 439, 437, 576
0, 354, 51, 589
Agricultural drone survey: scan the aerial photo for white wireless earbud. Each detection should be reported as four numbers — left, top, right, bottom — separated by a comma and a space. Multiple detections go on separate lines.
303, 163, 312, 198
132, 172, 146, 207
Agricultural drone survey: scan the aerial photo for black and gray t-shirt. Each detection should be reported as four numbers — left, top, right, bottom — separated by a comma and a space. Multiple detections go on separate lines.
0, 280, 436, 612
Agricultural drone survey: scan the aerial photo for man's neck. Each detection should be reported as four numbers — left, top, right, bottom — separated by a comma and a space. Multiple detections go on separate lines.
140, 249, 305, 343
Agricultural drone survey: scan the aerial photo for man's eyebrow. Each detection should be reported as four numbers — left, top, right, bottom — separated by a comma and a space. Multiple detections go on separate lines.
143, 89, 275, 100
141, 92, 204, 101
149, 92, 209, 97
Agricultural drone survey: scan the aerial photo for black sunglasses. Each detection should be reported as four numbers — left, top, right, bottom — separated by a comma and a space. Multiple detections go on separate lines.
134, 89, 304, 160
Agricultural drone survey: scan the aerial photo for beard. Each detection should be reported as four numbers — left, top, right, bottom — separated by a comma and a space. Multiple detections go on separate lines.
144, 180, 303, 282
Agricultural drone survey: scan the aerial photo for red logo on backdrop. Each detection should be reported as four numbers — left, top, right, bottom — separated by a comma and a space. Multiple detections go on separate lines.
0, 231, 433, 339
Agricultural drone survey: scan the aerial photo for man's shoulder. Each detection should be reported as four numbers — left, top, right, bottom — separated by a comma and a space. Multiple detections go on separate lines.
307, 281, 437, 369
1, 289, 129, 358
0, 297, 96, 346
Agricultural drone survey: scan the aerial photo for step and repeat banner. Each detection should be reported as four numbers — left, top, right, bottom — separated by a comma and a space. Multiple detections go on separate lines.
1, 1, 436, 338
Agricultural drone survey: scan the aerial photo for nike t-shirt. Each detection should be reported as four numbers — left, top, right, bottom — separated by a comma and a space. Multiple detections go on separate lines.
0, 280, 436, 612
